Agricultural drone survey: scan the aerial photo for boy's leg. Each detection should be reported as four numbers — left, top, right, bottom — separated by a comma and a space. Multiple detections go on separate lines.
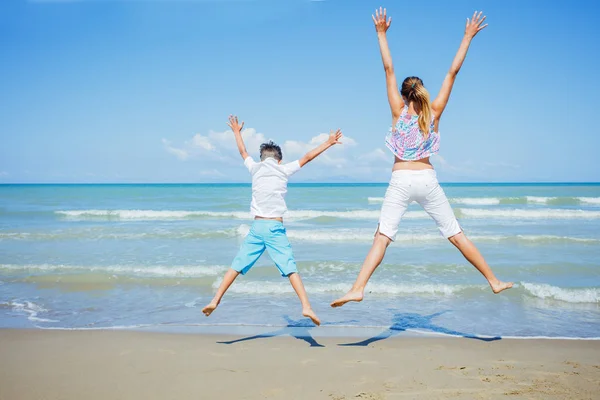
202, 229, 266, 316
264, 223, 320, 326
288, 273, 320, 326
202, 268, 240, 316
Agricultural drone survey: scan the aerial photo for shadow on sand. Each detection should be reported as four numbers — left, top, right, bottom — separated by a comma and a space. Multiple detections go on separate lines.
339, 311, 501, 346
218, 315, 358, 347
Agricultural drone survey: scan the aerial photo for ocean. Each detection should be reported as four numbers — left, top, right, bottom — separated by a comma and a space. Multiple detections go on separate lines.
1, 183, 599, 339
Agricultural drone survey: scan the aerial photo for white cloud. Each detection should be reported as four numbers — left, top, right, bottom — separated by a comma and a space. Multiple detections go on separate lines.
431, 154, 475, 175
358, 148, 389, 164
281, 133, 357, 168
162, 139, 190, 161
340, 136, 357, 146
207, 128, 267, 153
164, 128, 270, 162
281, 140, 307, 158
433, 155, 521, 181
162, 127, 395, 181
191, 134, 215, 151
304, 133, 356, 147
0, 171, 8, 177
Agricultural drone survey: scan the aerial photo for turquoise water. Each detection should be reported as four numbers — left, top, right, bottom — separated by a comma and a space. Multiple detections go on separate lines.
1, 183, 599, 339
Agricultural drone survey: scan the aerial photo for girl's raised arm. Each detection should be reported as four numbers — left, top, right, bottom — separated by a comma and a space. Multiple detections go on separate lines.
373, 7, 404, 121
432, 11, 488, 120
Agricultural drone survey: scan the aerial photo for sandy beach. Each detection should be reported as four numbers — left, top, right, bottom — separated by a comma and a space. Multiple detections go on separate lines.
1, 329, 598, 400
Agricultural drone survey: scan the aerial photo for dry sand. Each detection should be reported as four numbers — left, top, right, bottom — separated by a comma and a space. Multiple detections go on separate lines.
1, 329, 599, 400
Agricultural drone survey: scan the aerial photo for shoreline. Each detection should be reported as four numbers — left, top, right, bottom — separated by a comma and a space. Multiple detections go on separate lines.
1, 329, 599, 399
5, 325, 600, 341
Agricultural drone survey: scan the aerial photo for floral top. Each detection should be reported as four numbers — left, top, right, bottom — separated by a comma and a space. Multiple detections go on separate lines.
385, 105, 440, 161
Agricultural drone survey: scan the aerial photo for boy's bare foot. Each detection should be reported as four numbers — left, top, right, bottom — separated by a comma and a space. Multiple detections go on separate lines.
302, 308, 321, 326
330, 290, 363, 308
490, 280, 513, 294
202, 301, 219, 316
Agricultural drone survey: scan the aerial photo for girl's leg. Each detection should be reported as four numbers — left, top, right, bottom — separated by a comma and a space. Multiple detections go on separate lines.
202, 268, 240, 316
448, 233, 513, 293
288, 273, 320, 325
330, 232, 392, 307
331, 173, 409, 308
418, 173, 513, 294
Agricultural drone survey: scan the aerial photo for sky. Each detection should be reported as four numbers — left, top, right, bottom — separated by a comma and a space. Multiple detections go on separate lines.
1, 0, 599, 183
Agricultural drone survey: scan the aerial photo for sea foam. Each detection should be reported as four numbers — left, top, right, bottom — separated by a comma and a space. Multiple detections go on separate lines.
0, 263, 228, 278
521, 282, 600, 303
56, 208, 600, 221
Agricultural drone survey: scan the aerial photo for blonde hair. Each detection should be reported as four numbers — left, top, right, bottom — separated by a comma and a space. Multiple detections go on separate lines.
401, 77, 432, 140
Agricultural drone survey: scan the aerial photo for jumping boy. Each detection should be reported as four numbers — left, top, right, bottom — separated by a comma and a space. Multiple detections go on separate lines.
202, 115, 343, 325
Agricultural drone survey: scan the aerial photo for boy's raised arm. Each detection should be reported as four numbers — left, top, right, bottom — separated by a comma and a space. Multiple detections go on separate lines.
227, 115, 248, 160
299, 129, 343, 168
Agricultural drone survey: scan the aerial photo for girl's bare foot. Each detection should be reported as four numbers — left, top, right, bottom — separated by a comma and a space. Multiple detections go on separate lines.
302, 308, 321, 326
330, 290, 363, 308
490, 280, 513, 294
202, 301, 219, 316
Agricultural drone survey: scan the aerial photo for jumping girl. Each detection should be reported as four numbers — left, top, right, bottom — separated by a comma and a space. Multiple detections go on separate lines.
331, 8, 513, 308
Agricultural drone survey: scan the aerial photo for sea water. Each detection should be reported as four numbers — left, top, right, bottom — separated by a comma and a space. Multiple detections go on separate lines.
1, 183, 599, 339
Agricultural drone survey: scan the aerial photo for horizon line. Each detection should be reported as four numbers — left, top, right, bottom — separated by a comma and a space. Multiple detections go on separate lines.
2, 182, 600, 185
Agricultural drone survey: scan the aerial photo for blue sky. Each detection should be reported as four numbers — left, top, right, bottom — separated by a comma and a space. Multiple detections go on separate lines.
1, 0, 599, 183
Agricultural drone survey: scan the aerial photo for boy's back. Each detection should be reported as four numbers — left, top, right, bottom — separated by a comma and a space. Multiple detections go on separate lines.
244, 157, 301, 218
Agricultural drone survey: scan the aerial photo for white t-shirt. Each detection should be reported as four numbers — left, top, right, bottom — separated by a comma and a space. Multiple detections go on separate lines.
244, 156, 302, 218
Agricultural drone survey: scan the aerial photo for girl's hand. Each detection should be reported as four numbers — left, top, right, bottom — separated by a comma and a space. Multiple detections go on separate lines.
372, 7, 391, 34
327, 129, 343, 146
465, 11, 487, 39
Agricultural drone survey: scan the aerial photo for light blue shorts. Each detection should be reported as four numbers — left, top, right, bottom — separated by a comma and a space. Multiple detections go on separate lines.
231, 220, 298, 277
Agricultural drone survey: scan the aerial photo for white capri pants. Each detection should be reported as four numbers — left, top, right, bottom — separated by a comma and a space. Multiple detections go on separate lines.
378, 169, 462, 240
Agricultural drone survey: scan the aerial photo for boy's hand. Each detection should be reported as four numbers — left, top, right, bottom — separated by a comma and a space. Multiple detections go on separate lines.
228, 114, 249, 160
227, 115, 245, 134
464, 11, 487, 39
299, 129, 343, 168
327, 129, 343, 146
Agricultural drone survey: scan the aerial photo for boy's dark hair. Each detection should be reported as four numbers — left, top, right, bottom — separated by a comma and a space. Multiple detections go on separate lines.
260, 141, 283, 161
